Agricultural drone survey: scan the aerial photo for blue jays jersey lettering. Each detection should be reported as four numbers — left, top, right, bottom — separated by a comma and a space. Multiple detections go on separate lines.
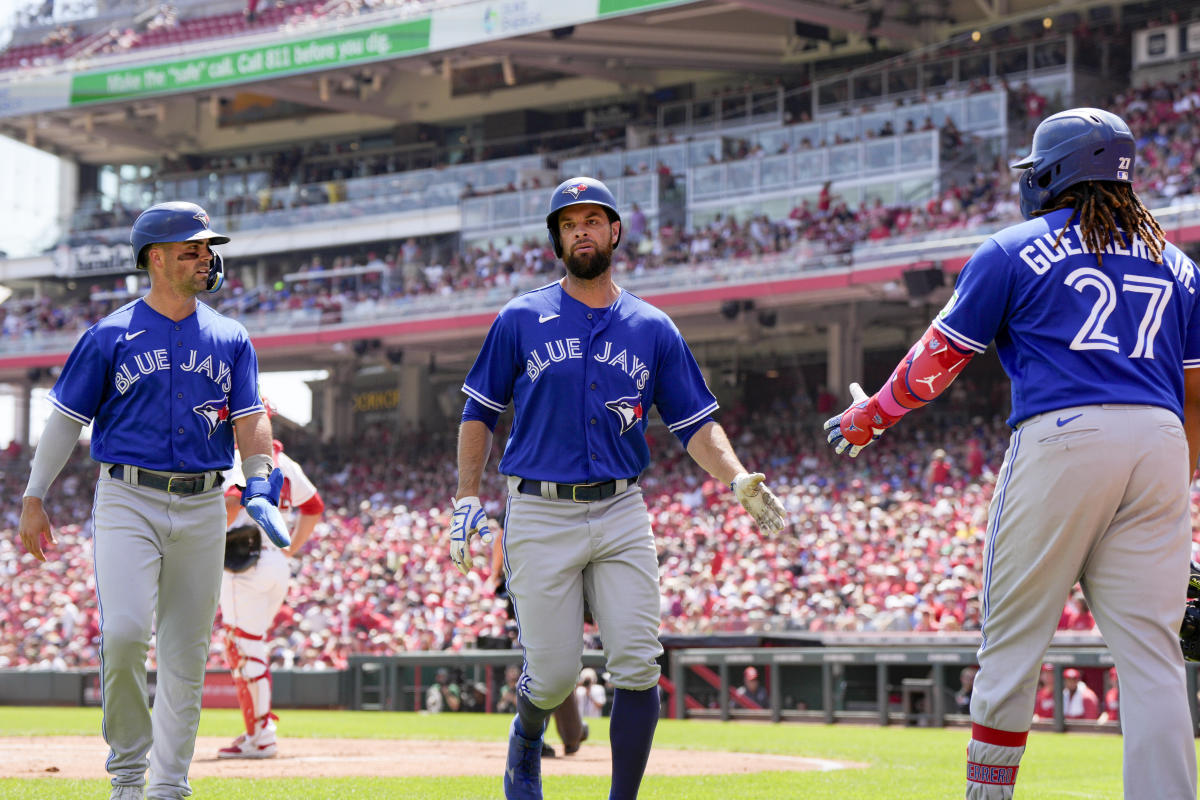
933, 207, 1200, 426
49, 298, 264, 471
463, 283, 717, 483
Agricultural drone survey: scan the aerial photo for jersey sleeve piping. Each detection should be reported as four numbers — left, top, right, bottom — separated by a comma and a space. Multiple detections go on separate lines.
229, 403, 265, 421
462, 383, 506, 413
666, 401, 720, 432
49, 397, 92, 426
932, 319, 988, 354
1185, 360, 1200, 370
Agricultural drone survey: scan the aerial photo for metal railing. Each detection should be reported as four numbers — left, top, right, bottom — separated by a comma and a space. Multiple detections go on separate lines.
667, 643, 1200, 734
687, 131, 940, 203
462, 172, 660, 233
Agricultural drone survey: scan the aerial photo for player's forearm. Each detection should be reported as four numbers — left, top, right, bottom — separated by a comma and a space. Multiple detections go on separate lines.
232, 412, 274, 476
845, 324, 975, 446
287, 513, 320, 554
873, 324, 974, 420
23, 410, 85, 499
685, 421, 746, 486
456, 419, 493, 499
1182, 369, 1200, 473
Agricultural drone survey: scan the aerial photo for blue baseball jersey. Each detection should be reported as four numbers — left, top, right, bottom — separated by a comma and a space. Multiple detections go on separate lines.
462, 282, 717, 483
49, 298, 264, 472
933, 207, 1200, 427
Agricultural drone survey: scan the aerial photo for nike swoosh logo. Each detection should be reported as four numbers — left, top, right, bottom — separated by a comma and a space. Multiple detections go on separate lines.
125, 330, 147, 340
538, 314, 559, 323
1056, 414, 1083, 427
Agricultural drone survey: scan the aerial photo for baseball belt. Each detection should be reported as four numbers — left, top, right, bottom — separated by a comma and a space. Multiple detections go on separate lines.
107, 464, 222, 495
515, 476, 638, 502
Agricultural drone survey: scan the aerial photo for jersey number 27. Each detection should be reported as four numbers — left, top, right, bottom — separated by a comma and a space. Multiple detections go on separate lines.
1066, 267, 1172, 358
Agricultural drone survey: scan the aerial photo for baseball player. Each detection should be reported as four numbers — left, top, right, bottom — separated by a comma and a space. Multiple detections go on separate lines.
825, 108, 1200, 799
216, 421, 324, 759
451, 176, 787, 800
17, 201, 291, 800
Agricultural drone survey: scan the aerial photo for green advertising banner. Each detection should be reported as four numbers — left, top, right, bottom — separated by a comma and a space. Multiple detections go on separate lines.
597, 0, 684, 15
69, 18, 431, 105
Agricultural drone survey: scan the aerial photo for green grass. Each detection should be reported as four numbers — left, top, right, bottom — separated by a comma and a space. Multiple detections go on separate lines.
0, 706, 1165, 799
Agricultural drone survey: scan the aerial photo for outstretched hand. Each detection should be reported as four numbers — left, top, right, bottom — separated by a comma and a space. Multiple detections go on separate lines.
823, 382, 887, 458
730, 472, 786, 533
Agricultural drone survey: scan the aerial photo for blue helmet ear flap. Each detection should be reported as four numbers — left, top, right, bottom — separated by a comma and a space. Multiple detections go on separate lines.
207, 250, 225, 293
1018, 168, 1053, 220
547, 221, 564, 259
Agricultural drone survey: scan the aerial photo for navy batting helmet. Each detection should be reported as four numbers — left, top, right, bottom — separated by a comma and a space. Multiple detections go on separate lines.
1010, 108, 1135, 220
130, 201, 230, 292
546, 177, 621, 258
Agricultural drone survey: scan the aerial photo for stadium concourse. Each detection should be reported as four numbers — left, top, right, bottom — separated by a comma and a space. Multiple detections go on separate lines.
4, 71, 1199, 340
0, 390, 1189, 673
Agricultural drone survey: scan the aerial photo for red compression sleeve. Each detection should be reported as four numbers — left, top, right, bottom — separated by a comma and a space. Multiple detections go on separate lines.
876, 324, 974, 417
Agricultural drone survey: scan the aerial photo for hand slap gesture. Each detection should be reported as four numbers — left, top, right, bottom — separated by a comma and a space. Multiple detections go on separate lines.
730, 472, 787, 533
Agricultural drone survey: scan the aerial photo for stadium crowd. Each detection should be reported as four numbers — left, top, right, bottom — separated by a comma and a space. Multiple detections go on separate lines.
2, 15, 1200, 675
1, 180, 1009, 341
8, 65, 1199, 343
6, 382, 1194, 674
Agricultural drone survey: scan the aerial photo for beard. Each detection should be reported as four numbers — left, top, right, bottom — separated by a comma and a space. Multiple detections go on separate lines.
563, 244, 612, 280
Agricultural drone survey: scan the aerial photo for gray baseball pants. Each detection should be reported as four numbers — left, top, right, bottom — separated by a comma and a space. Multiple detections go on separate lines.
503, 482, 663, 710
93, 472, 226, 799
968, 405, 1196, 799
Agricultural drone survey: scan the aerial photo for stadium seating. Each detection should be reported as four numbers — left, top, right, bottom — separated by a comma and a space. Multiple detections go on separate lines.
0, 396, 1162, 670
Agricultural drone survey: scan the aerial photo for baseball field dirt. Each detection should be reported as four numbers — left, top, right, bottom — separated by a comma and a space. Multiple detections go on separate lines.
0, 735, 862, 779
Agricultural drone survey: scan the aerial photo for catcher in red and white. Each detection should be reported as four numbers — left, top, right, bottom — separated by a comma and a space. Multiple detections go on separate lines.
216, 420, 324, 759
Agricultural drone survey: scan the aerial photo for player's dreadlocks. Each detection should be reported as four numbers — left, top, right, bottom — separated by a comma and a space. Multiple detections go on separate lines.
1036, 180, 1165, 266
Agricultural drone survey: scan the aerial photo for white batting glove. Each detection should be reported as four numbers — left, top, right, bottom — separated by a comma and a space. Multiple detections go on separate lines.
449, 495, 494, 576
730, 472, 786, 534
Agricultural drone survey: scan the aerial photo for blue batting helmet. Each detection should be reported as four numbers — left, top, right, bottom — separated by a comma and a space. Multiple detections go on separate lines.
130, 201, 230, 292
1010, 108, 1135, 220
546, 177, 621, 258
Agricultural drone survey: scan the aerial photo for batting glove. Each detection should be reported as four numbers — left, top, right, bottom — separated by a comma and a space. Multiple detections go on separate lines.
730, 472, 786, 533
824, 382, 892, 458
450, 495, 494, 576
242, 468, 291, 548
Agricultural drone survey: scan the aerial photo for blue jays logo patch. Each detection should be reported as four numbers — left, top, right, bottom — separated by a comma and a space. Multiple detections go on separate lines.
605, 395, 644, 435
193, 210, 210, 228
193, 398, 229, 438
562, 183, 589, 200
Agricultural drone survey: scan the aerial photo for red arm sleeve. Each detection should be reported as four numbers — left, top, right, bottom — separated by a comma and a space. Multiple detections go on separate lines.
297, 491, 324, 516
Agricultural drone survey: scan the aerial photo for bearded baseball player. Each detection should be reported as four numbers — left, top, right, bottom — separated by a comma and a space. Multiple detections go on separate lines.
825, 109, 1200, 799
17, 201, 291, 800
217, 421, 324, 759
452, 176, 787, 800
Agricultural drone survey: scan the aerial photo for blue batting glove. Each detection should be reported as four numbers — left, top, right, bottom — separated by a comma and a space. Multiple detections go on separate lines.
242, 468, 291, 548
